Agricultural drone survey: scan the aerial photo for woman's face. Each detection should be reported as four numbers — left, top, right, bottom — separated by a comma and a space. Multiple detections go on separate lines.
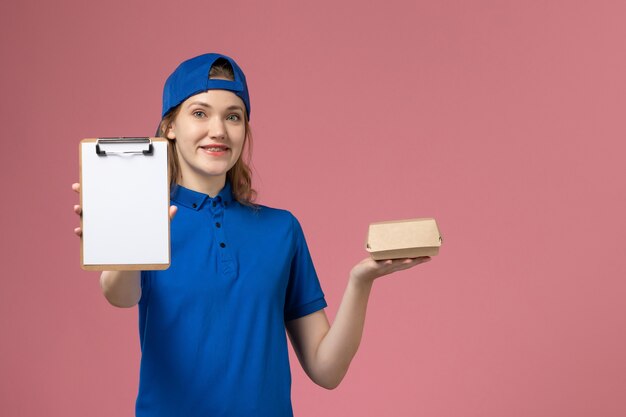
167, 89, 247, 189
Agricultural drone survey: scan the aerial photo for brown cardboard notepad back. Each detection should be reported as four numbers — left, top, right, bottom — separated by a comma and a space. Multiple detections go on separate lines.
366, 218, 442, 260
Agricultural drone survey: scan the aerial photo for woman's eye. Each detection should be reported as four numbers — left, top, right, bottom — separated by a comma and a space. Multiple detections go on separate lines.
227, 114, 241, 121
193, 111, 206, 118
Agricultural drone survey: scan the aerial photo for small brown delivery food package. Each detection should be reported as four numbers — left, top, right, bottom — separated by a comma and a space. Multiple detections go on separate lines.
365, 218, 442, 260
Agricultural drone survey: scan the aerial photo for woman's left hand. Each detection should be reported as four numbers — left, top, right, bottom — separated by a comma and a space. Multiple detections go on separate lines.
350, 256, 432, 285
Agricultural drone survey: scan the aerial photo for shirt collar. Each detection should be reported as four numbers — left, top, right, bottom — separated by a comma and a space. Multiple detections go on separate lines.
171, 181, 234, 211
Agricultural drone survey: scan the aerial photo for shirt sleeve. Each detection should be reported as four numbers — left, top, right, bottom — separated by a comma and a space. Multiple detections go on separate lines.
284, 214, 327, 322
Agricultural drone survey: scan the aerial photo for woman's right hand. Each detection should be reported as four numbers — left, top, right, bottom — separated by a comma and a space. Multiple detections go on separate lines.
73, 182, 179, 307
71, 182, 178, 237
72, 183, 83, 237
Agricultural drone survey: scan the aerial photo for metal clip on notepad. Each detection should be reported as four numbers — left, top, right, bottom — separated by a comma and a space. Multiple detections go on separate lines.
96, 137, 154, 156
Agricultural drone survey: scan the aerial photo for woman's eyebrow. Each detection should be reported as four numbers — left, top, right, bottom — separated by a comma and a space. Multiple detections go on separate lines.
188, 101, 210, 108
188, 102, 243, 112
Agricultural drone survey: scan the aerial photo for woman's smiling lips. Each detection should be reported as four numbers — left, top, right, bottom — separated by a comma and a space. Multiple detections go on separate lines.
200, 144, 230, 156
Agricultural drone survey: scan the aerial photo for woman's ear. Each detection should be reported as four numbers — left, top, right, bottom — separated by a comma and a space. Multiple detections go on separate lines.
166, 123, 176, 139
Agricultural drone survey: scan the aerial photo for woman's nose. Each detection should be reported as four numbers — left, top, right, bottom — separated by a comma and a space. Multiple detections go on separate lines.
208, 117, 226, 139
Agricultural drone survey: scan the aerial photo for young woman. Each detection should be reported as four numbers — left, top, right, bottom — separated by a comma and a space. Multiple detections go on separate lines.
72, 53, 431, 417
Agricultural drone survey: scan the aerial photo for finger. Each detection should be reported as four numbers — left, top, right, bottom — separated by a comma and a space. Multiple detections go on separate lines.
394, 257, 431, 271
72, 183, 81, 193
169, 205, 178, 220
408, 256, 431, 264
380, 258, 419, 266
74, 227, 82, 237
74, 205, 82, 215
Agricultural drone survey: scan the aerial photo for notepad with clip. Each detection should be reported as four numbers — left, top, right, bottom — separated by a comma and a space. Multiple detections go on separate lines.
79, 137, 170, 270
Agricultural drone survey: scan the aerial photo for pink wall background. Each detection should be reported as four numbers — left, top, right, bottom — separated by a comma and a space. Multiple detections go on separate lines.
1, 0, 625, 416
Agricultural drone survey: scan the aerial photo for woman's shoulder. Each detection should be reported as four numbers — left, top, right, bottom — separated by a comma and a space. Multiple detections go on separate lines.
236, 201, 302, 228
234, 203, 309, 245
240, 202, 295, 219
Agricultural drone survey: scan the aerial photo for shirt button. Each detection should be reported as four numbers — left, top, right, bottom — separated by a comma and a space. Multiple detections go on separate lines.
215, 222, 221, 228
212, 201, 217, 207
219, 242, 226, 248
192, 203, 197, 208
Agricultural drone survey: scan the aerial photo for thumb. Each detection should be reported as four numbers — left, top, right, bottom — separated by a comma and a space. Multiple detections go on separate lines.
169, 205, 178, 220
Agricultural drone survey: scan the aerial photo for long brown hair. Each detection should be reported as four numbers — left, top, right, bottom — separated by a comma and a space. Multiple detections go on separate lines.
157, 59, 257, 207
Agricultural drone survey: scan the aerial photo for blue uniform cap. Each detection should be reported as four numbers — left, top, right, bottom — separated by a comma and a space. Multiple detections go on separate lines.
162, 53, 251, 120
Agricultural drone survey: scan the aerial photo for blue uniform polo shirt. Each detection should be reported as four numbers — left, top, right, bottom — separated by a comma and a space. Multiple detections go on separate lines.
136, 181, 327, 417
